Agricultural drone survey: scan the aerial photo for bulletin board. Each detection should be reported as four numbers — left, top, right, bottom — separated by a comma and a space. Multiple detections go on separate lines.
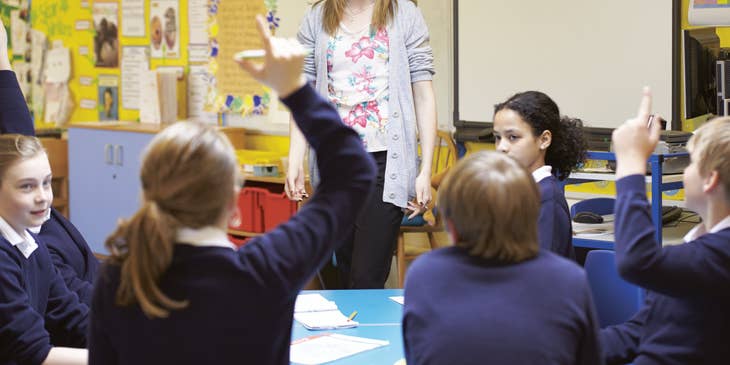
27, 0, 191, 126
206, 0, 276, 116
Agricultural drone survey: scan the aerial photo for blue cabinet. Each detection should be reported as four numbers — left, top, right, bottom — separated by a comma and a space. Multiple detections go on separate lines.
68, 127, 155, 253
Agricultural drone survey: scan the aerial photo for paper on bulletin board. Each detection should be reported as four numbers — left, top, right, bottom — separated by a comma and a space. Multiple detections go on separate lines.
10, 10, 27, 57
45, 47, 71, 83
121, 46, 149, 110
210, 0, 268, 112
188, 0, 208, 45
689, 0, 730, 26
150, 0, 180, 59
188, 65, 218, 124
121, 0, 145, 37
98, 75, 119, 121
93, 1, 120, 67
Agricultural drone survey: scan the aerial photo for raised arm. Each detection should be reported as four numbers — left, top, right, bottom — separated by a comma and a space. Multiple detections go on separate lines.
236, 16, 375, 292
611, 89, 730, 297
0, 19, 34, 135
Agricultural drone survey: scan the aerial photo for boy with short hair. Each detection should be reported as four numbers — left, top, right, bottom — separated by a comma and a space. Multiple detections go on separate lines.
403, 151, 601, 365
602, 89, 730, 364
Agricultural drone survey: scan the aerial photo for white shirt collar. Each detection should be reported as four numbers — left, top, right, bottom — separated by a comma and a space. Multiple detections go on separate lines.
683, 215, 730, 242
176, 226, 236, 250
0, 216, 38, 258
28, 209, 51, 234
532, 165, 553, 183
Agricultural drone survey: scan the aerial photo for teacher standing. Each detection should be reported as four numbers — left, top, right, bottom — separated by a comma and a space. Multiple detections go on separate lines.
286, 0, 437, 289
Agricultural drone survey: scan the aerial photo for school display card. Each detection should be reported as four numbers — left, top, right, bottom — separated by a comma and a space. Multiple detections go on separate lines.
149, 0, 180, 59
98, 75, 119, 121
93, 1, 119, 68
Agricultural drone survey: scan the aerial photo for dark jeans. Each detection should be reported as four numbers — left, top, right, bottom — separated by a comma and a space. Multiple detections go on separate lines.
335, 151, 403, 289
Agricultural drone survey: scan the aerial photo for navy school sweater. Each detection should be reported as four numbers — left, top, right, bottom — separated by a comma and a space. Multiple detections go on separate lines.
88, 84, 376, 365
0, 69, 99, 306
403, 247, 602, 365
601, 175, 730, 365
0, 234, 89, 365
537, 175, 575, 259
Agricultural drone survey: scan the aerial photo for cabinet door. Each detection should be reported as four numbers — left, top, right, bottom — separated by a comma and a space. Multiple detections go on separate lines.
69, 128, 153, 253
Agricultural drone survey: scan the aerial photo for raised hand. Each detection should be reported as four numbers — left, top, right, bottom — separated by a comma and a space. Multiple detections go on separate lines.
612, 87, 662, 178
236, 15, 306, 98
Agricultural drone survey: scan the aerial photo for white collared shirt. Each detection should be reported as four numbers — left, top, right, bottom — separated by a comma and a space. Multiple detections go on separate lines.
0, 216, 38, 259
177, 226, 237, 250
532, 165, 553, 183
683, 215, 730, 243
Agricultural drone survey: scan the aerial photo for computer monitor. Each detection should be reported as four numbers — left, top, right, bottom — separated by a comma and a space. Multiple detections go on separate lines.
683, 28, 720, 119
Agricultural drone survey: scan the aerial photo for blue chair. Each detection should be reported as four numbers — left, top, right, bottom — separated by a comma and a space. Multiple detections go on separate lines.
584, 250, 643, 327
570, 197, 615, 218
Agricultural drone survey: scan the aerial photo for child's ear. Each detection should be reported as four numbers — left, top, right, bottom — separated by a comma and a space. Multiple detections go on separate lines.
703, 170, 721, 194
539, 130, 552, 150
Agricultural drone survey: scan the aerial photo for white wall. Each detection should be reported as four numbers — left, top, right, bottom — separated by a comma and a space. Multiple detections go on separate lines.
455, 0, 673, 128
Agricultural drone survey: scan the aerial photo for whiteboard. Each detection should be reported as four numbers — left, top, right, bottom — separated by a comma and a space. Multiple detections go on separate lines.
456, 0, 674, 128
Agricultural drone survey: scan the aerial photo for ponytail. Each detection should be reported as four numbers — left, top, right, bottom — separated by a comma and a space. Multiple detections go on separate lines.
546, 116, 587, 181
106, 200, 188, 318
105, 122, 238, 319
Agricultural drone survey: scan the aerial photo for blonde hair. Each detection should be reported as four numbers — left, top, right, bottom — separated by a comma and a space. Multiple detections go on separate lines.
438, 151, 540, 263
688, 117, 730, 205
106, 122, 240, 318
0, 134, 45, 183
315, 0, 416, 36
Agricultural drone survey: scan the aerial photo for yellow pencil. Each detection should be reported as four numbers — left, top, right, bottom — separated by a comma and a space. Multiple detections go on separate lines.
347, 310, 358, 321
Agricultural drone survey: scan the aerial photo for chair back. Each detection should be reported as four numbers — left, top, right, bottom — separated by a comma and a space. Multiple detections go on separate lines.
584, 250, 643, 327
432, 130, 458, 176
570, 197, 615, 217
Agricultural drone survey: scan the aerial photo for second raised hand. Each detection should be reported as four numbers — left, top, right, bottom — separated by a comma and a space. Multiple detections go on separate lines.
236, 15, 306, 98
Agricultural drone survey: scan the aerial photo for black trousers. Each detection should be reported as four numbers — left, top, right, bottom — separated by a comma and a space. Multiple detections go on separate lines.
335, 151, 404, 289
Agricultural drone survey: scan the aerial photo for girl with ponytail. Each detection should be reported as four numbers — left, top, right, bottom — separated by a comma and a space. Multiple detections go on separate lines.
89, 15, 375, 365
493, 91, 588, 259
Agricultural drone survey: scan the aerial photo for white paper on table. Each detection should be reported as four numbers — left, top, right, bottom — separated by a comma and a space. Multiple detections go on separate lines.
389, 296, 404, 305
295, 294, 339, 313
121, 0, 145, 37
187, 0, 208, 45
44, 47, 71, 83
294, 310, 358, 331
290, 334, 389, 365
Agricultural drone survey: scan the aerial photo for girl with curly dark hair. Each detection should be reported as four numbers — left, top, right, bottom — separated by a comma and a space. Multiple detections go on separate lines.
493, 91, 587, 259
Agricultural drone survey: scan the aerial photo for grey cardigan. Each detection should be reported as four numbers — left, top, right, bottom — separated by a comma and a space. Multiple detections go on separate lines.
297, 0, 435, 208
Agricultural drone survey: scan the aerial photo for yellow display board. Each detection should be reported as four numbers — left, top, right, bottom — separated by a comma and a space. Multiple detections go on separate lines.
30, 0, 191, 127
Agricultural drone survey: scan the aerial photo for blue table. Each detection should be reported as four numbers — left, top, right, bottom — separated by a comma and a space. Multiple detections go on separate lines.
291, 289, 404, 365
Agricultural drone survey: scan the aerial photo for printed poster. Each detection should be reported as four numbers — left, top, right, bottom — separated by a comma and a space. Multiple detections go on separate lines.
93, 1, 120, 67
98, 75, 119, 121
150, 0, 180, 59
689, 0, 730, 25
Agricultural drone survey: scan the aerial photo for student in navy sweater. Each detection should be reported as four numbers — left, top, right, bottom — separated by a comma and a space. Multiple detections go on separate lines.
0, 134, 88, 364
0, 19, 98, 306
88, 15, 375, 365
601, 89, 730, 365
492, 91, 587, 259
403, 151, 602, 365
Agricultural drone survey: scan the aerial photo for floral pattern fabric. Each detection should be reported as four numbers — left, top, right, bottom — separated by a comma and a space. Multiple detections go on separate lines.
327, 25, 390, 152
